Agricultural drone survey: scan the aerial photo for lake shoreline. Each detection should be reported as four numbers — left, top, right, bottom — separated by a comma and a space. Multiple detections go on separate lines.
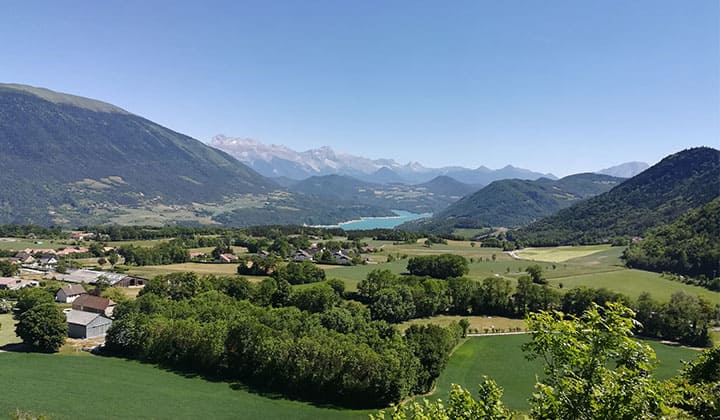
310, 210, 432, 230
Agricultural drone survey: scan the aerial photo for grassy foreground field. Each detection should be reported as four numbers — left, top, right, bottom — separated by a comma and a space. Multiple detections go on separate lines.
0, 353, 370, 420
430, 335, 701, 412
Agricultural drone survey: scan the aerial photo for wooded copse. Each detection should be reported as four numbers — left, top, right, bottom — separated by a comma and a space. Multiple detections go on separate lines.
106, 272, 462, 408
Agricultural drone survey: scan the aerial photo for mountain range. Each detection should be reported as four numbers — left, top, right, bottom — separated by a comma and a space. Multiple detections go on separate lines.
0, 83, 698, 233
511, 147, 720, 245
0, 84, 474, 227
210, 135, 559, 185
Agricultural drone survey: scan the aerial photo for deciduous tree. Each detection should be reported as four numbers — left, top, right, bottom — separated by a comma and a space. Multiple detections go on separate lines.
15, 303, 67, 353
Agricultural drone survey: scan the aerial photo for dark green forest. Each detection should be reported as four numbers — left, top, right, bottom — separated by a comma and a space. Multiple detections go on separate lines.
511, 147, 720, 246
624, 197, 720, 284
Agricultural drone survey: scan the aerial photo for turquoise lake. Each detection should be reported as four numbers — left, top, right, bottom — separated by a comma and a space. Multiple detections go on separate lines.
329, 210, 431, 230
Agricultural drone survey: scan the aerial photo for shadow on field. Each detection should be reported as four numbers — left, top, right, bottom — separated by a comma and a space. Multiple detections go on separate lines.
93, 350, 355, 410
0, 343, 33, 352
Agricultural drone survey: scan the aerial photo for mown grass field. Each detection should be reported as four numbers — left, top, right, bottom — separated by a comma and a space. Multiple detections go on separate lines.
0, 353, 370, 420
546, 269, 720, 305
430, 335, 701, 412
515, 245, 612, 262
125, 262, 251, 279
0, 237, 70, 251
0, 313, 19, 347
399, 315, 525, 333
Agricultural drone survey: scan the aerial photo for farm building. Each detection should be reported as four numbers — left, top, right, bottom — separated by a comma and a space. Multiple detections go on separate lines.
293, 250, 313, 262
72, 294, 116, 317
66, 309, 112, 339
113, 275, 146, 288
53, 269, 146, 288
55, 284, 86, 303
216, 253, 239, 263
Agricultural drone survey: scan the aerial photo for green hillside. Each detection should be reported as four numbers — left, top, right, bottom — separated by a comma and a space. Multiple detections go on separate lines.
623, 197, 720, 280
512, 147, 720, 245
0, 83, 276, 225
409, 173, 621, 231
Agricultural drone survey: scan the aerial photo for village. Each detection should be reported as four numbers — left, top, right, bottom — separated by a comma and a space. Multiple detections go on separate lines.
0, 230, 381, 345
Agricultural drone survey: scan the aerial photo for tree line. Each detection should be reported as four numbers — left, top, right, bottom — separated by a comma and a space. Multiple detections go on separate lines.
356, 263, 718, 346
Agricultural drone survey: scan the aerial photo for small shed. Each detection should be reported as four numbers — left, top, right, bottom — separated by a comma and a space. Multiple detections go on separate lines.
66, 309, 113, 339
56, 284, 86, 303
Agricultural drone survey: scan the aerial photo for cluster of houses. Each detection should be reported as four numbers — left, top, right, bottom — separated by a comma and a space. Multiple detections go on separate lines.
188, 251, 240, 263
56, 285, 115, 339
292, 245, 376, 265
53, 268, 145, 339
8, 247, 95, 271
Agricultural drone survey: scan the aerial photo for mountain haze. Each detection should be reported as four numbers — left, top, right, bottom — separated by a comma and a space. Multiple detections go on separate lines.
597, 161, 649, 178
512, 147, 720, 245
211, 135, 556, 184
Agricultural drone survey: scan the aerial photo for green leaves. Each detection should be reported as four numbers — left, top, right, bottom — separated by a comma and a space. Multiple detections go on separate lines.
15, 303, 67, 353
524, 302, 665, 420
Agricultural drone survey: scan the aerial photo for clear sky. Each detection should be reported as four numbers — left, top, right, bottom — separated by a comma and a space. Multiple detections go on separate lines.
1, 0, 717, 176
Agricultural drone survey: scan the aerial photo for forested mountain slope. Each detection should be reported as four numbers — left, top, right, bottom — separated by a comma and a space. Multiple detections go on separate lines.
623, 197, 720, 280
0, 83, 275, 224
406, 173, 621, 231
511, 147, 720, 245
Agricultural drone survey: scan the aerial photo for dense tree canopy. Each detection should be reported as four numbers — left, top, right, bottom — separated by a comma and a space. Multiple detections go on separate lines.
623, 197, 720, 283
272, 261, 326, 285
406, 254, 469, 279
15, 303, 67, 353
107, 272, 461, 408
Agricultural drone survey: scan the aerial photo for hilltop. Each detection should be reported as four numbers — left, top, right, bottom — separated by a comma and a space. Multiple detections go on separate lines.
404, 173, 621, 232
512, 147, 720, 245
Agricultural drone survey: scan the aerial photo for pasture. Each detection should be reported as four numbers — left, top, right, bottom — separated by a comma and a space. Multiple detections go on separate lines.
546, 269, 720, 305
0, 353, 369, 420
124, 262, 252, 279
515, 245, 612, 263
399, 315, 525, 333
0, 237, 69, 251
430, 335, 701, 412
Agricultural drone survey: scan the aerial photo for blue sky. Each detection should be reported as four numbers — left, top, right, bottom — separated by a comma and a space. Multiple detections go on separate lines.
1, 0, 717, 176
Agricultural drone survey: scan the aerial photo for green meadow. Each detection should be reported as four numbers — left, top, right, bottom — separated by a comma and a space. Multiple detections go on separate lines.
0, 353, 370, 420
429, 335, 701, 412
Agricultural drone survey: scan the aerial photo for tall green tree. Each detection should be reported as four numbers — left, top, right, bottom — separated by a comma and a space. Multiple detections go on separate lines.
0, 259, 19, 277
15, 288, 54, 315
16, 303, 67, 353
523, 302, 666, 419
